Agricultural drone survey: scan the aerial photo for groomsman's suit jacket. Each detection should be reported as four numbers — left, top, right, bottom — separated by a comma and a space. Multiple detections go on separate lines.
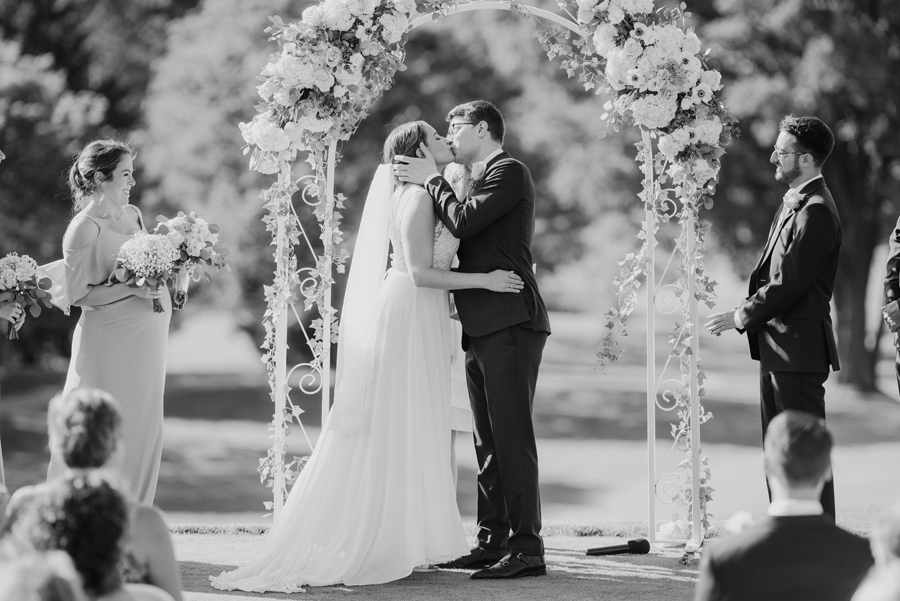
884, 216, 900, 395
694, 515, 873, 601
738, 178, 841, 373
426, 151, 550, 338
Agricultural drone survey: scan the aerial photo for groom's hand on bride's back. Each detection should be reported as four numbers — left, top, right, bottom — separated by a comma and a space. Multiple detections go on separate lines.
394, 143, 438, 186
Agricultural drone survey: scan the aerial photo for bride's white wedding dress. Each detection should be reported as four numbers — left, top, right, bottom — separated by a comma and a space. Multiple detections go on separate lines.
209, 182, 468, 592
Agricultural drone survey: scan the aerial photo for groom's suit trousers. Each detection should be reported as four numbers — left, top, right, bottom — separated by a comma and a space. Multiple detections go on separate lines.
465, 324, 547, 556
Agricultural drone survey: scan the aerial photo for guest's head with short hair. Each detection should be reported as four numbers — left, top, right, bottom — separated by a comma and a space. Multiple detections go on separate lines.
851, 564, 900, 601
9, 471, 129, 599
47, 388, 122, 469
764, 410, 833, 492
872, 503, 900, 566
0, 540, 88, 601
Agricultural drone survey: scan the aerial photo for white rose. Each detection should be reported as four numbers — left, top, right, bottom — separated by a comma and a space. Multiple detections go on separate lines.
672, 128, 691, 146
313, 69, 335, 92
607, 2, 625, 23
166, 230, 185, 248
682, 31, 702, 55
350, 0, 377, 18
623, 37, 643, 59
324, 46, 343, 67
302, 5, 324, 27
699, 69, 722, 91
690, 158, 718, 185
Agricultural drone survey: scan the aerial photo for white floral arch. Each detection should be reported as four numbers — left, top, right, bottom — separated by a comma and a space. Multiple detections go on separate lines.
241, 0, 735, 548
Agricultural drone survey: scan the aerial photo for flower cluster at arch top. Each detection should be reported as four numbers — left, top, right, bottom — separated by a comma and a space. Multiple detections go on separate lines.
574, 0, 737, 195
239, 0, 423, 176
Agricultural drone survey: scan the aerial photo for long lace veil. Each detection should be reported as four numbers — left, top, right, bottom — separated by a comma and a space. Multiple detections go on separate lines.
333, 163, 395, 434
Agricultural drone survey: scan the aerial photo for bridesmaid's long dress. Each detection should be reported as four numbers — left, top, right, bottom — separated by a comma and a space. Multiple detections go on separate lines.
50, 205, 170, 505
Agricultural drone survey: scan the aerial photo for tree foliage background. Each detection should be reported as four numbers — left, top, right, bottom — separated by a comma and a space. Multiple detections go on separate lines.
1, 0, 899, 391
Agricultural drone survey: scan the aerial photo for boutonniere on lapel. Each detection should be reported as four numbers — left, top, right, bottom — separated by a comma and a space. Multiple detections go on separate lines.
782, 188, 804, 211
470, 161, 486, 184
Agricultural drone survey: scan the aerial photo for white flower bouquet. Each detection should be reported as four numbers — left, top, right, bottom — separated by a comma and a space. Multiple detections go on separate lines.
154, 211, 230, 310
109, 233, 180, 313
0, 252, 53, 339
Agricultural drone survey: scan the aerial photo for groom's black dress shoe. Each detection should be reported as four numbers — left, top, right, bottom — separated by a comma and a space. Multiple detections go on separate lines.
470, 553, 547, 579
436, 548, 508, 570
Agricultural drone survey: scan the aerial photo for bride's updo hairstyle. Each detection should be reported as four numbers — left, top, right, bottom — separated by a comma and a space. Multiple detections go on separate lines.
382, 121, 428, 166
67, 139, 135, 212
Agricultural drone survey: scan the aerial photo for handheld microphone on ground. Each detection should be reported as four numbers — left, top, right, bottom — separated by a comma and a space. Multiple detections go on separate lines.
586, 538, 651, 556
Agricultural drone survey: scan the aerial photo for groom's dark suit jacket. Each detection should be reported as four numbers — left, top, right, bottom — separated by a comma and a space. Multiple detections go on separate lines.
426, 151, 550, 337
694, 515, 873, 601
738, 178, 841, 373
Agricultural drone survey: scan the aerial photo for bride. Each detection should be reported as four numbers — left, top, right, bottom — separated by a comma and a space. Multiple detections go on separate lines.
210, 121, 524, 592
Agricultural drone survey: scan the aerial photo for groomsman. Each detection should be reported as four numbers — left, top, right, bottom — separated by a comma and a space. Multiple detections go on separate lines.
706, 115, 841, 518
883, 215, 900, 397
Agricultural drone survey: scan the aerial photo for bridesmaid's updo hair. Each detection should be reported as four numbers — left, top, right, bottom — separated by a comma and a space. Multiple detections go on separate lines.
47, 388, 122, 469
67, 139, 135, 212
382, 121, 428, 166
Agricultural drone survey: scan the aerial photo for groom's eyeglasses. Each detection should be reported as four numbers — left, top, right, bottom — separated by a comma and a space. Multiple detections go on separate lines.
447, 122, 477, 135
772, 146, 806, 157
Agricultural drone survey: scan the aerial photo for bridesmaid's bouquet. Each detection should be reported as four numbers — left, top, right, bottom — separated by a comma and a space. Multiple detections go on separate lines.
154, 211, 230, 310
109, 233, 180, 313
0, 252, 53, 339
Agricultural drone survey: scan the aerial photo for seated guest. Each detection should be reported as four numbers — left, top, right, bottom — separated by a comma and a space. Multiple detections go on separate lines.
694, 410, 874, 601
852, 565, 900, 601
0, 539, 87, 601
872, 502, 900, 567
4, 389, 183, 601
7, 472, 145, 601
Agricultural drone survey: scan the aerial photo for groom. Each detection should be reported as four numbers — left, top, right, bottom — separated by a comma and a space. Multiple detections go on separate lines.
395, 100, 551, 579
705, 115, 841, 518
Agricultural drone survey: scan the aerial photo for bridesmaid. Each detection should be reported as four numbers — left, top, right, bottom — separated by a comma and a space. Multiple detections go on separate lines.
51, 139, 170, 505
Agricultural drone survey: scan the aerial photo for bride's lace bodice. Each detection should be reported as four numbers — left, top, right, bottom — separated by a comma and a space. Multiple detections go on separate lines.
389, 185, 459, 273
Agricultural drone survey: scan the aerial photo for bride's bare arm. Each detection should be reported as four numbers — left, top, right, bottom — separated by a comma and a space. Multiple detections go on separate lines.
400, 189, 523, 292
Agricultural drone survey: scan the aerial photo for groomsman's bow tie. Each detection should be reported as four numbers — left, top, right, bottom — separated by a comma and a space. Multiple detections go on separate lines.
782, 188, 803, 210
470, 161, 486, 182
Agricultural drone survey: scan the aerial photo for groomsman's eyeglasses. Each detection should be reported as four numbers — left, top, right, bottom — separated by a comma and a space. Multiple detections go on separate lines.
448, 122, 477, 135
772, 146, 806, 157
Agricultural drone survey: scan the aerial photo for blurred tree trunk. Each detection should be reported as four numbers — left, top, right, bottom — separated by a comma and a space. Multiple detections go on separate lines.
830, 142, 883, 390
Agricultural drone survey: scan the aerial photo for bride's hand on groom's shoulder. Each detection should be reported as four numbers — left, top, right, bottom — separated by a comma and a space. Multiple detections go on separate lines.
394, 143, 437, 185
